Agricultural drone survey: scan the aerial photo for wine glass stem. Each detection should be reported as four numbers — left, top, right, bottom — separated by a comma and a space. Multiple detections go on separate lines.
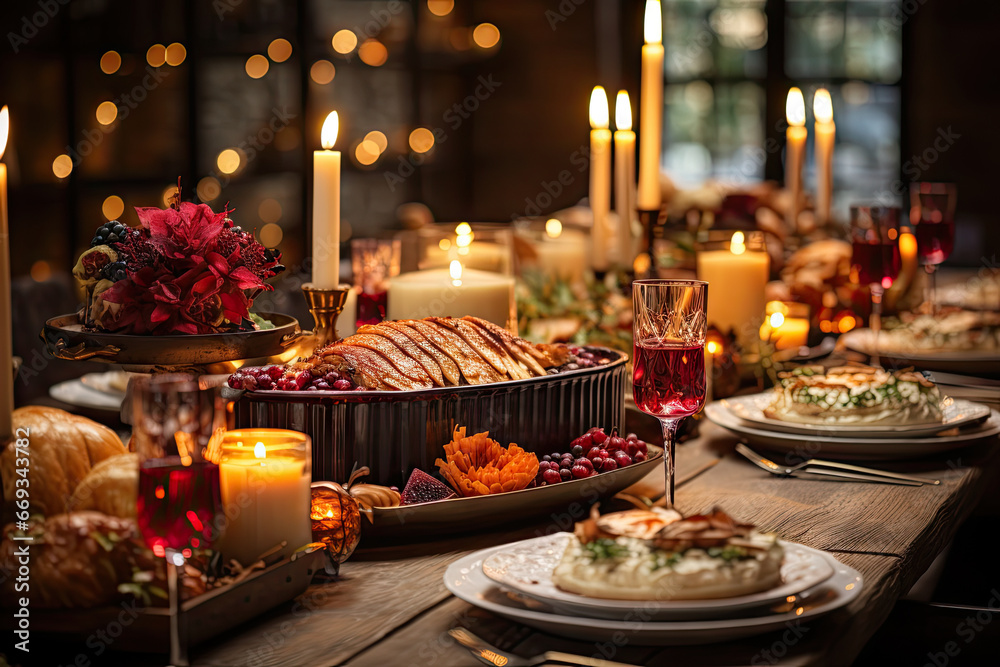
659, 418, 680, 509
927, 264, 938, 315
167, 556, 189, 667
871, 285, 883, 369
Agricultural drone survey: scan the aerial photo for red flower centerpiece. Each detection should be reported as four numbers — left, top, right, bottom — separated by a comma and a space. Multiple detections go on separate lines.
74, 194, 284, 335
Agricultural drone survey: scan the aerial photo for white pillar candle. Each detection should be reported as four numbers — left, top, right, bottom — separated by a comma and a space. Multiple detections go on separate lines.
697, 231, 769, 347
589, 86, 612, 272
218, 432, 312, 567
339, 287, 358, 338
614, 91, 636, 266
784, 87, 806, 228
387, 263, 516, 332
523, 224, 588, 285
312, 111, 341, 289
0, 106, 12, 442
813, 89, 835, 224
637, 0, 663, 212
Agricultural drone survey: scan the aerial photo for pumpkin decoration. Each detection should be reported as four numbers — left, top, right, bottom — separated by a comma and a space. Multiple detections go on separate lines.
1, 406, 127, 517
68, 453, 140, 519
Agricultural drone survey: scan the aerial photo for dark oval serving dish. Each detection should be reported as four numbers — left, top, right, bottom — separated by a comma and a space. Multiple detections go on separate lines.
229, 347, 629, 486
41, 312, 299, 366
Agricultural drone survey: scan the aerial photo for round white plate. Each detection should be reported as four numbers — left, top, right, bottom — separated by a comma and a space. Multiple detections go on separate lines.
705, 401, 1000, 461
444, 540, 862, 645
49, 378, 123, 412
480, 533, 835, 620
841, 329, 1000, 375
722, 393, 991, 439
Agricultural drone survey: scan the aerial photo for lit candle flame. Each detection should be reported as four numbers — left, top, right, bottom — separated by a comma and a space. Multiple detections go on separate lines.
0, 105, 8, 160
455, 222, 471, 236
615, 90, 632, 131
321, 111, 339, 150
785, 88, 805, 127
589, 86, 609, 130
254, 441, 266, 459
769, 312, 785, 328
545, 218, 562, 239
644, 0, 662, 44
706, 340, 720, 355
730, 230, 746, 256
813, 88, 833, 124
449, 259, 463, 285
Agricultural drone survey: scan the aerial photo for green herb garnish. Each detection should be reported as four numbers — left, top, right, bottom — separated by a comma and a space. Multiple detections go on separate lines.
583, 538, 629, 561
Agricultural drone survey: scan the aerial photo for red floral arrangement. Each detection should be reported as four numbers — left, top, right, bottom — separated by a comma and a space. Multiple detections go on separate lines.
73, 195, 284, 335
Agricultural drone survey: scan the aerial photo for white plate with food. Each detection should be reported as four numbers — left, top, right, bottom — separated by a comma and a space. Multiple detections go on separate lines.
444, 513, 863, 646
722, 384, 990, 440
842, 326, 1000, 375
49, 378, 124, 412
706, 401, 1000, 460
480, 531, 836, 620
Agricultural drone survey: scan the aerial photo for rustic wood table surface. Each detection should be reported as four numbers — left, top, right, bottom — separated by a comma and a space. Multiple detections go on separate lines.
148, 418, 996, 667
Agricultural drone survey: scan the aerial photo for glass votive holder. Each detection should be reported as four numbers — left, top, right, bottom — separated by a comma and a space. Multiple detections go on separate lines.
216, 429, 312, 567
416, 223, 514, 276
351, 238, 401, 326
761, 301, 811, 351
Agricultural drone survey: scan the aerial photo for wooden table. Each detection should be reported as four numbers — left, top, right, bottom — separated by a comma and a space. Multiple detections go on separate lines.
180, 420, 999, 667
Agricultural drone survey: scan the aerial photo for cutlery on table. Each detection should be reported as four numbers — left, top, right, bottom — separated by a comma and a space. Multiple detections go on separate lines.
735, 443, 940, 486
449, 627, 641, 667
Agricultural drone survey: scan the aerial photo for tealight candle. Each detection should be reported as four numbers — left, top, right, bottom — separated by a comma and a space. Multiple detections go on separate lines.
217, 430, 312, 567
760, 301, 810, 351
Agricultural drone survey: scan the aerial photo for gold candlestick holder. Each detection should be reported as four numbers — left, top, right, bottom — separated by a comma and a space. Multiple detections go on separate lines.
301, 283, 351, 349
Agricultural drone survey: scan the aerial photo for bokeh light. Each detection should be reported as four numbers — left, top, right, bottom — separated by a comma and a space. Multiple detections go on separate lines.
408, 127, 435, 153
146, 44, 166, 67
100, 51, 121, 75
473, 23, 501, 49
245, 54, 269, 78
102, 195, 125, 220
165, 43, 186, 66
197, 176, 221, 202
258, 198, 283, 224
259, 223, 283, 248
96, 101, 118, 126
364, 130, 388, 154
52, 154, 73, 179
216, 149, 241, 174
358, 39, 388, 66
332, 30, 358, 54
545, 218, 563, 238
30, 260, 52, 283
267, 38, 292, 63
428, 0, 454, 17
310, 60, 336, 85
354, 140, 380, 166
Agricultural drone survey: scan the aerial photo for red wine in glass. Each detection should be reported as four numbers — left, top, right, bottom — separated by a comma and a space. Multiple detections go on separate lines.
852, 240, 901, 289
137, 459, 223, 555
356, 290, 388, 326
632, 341, 706, 418
915, 219, 955, 265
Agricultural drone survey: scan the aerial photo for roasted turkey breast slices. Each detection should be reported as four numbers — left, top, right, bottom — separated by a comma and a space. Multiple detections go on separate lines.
382, 322, 462, 386
403, 319, 506, 385
428, 317, 532, 381
357, 325, 445, 387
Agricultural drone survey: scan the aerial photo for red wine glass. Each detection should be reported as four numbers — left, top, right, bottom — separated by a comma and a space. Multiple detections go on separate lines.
133, 374, 227, 667
632, 280, 708, 508
850, 205, 901, 368
909, 182, 957, 311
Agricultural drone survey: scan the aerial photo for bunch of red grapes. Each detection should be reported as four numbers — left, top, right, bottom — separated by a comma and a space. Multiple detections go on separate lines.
227, 364, 361, 392
534, 427, 649, 486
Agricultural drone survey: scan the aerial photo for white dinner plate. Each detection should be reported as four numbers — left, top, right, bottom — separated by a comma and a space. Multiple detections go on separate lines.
444, 540, 863, 645
480, 533, 835, 620
721, 392, 991, 439
841, 329, 1000, 375
705, 401, 1000, 461
49, 378, 123, 412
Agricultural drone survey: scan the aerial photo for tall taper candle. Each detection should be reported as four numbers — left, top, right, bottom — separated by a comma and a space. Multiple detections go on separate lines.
637, 0, 664, 212
784, 87, 806, 229
0, 106, 12, 441
813, 89, 835, 224
614, 90, 636, 266
589, 86, 612, 272
313, 111, 341, 289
